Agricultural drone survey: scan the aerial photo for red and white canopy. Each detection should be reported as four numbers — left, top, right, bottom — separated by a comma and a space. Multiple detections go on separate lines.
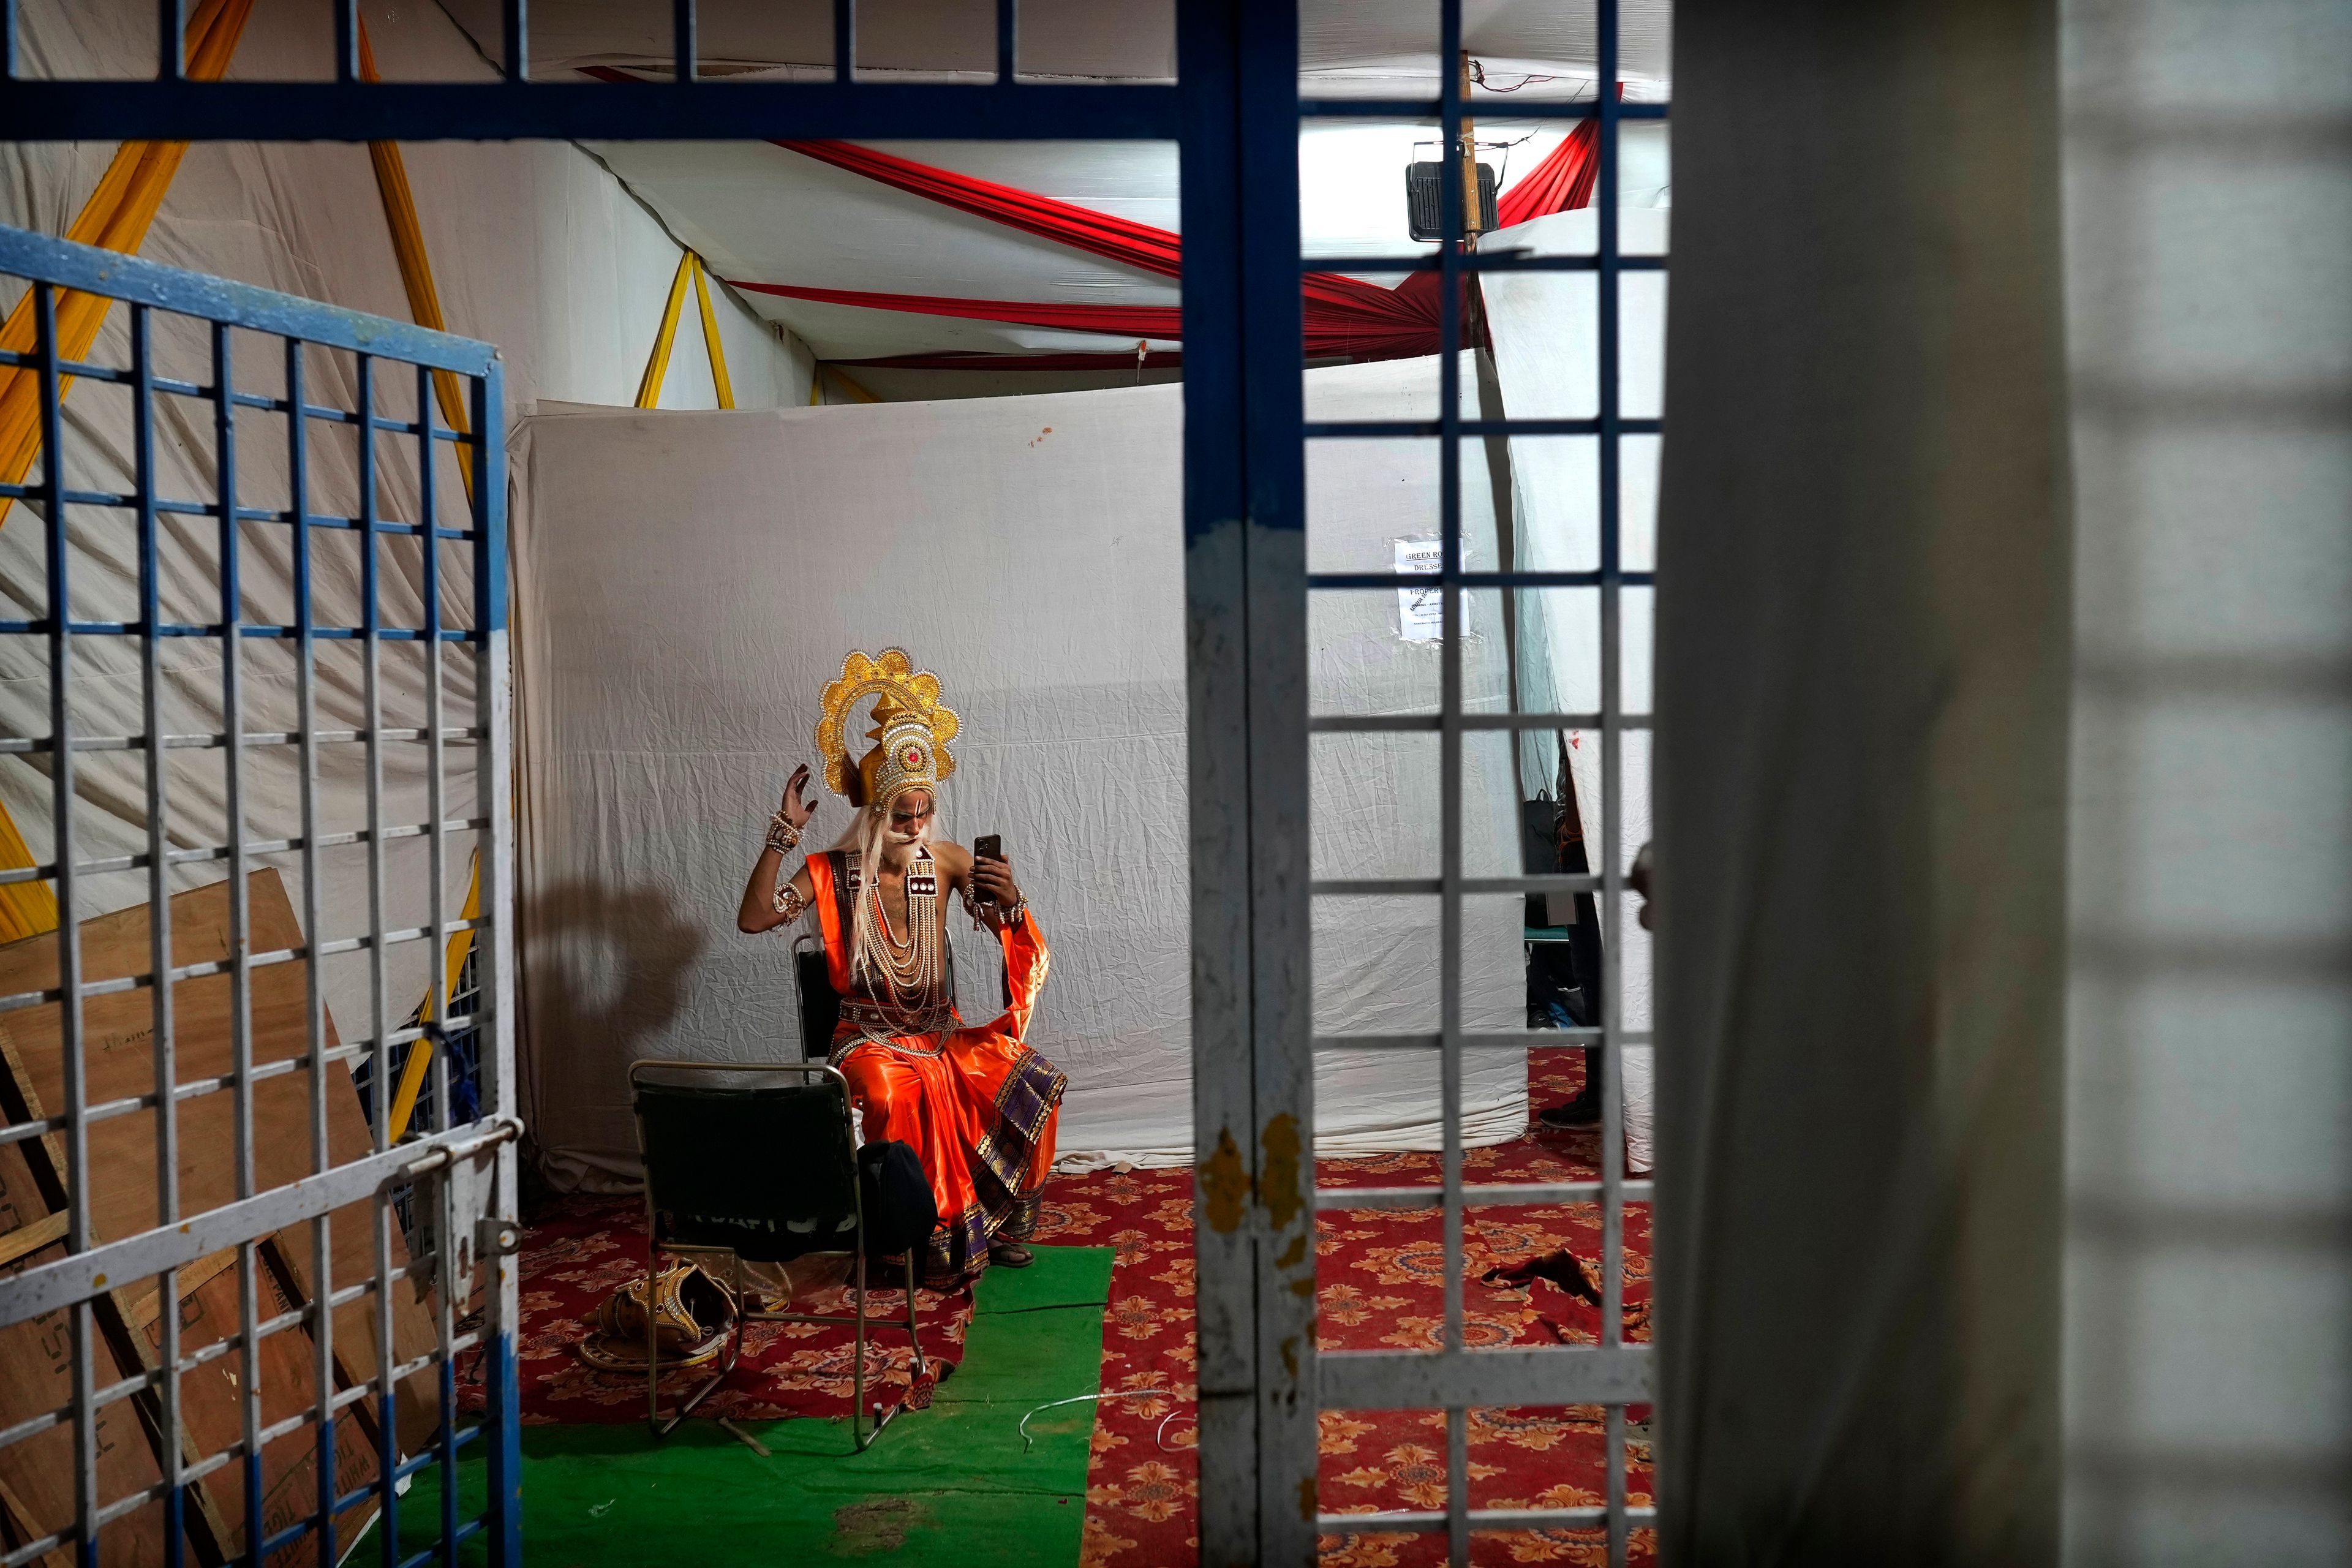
436, 0, 1673, 394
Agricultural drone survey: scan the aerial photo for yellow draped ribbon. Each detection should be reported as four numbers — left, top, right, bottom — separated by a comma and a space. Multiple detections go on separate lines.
636, 251, 735, 410
0, 0, 255, 527
356, 17, 494, 1136
811, 363, 880, 405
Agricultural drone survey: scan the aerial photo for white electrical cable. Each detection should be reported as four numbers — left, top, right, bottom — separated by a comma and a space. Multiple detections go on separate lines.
1017, 1388, 1188, 1453
1155, 1408, 1196, 1452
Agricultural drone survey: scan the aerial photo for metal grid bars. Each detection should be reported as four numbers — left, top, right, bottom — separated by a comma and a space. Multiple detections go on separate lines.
0, 222, 518, 1567
1282, 5, 1664, 1564
0, 0, 1183, 143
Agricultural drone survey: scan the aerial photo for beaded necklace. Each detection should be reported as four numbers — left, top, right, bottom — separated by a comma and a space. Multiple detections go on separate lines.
862, 846, 943, 1016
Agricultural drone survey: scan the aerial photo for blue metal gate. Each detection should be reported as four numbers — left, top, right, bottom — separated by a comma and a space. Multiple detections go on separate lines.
0, 221, 517, 1567
0, 4, 1662, 1564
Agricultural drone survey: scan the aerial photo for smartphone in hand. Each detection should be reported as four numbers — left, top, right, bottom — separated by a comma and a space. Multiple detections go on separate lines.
974, 834, 1003, 863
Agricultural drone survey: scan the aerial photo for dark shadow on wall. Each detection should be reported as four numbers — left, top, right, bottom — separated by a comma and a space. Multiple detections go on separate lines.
517, 878, 708, 1181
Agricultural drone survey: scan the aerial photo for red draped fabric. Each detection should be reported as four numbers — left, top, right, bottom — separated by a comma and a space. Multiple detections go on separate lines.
733, 268, 1450, 362
1493, 116, 1603, 229
777, 138, 1186, 278
748, 138, 1452, 361
577, 70, 1602, 363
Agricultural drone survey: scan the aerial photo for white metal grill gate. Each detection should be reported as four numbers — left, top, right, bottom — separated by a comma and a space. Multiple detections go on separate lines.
1185, 3, 1663, 1563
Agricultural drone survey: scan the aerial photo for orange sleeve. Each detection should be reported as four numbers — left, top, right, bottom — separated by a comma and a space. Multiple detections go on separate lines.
993, 910, 1050, 1042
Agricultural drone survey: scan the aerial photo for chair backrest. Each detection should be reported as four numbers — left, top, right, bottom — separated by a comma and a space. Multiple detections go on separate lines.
796, 931, 990, 1054
794, 937, 841, 1059
633, 1069, 859, 1261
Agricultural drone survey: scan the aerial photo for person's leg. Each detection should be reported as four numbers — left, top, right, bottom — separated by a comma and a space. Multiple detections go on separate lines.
839, 1046, 990, 1281
839, 1046, 921, 1147
937, 1027, 1065, 1268
1540, 1046, 1605, 1128
986, 1097, 1059, 1265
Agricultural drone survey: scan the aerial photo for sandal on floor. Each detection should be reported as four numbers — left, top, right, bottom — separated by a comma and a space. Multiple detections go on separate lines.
988, 1240, 1034, 1268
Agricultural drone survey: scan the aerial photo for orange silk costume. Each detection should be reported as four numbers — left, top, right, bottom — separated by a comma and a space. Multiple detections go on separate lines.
800, 649, 1065, 1283
805, 851, 1063, 1280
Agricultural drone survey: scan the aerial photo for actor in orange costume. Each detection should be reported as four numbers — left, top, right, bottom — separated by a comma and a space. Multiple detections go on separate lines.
737, 649, 1063, 1282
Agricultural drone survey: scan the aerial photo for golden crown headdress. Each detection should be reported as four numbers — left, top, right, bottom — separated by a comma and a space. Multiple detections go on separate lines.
815, 648, 961, 810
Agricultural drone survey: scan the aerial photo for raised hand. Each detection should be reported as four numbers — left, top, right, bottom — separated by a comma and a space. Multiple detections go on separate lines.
778, 762, 816, 830
970, 849, 1021, 910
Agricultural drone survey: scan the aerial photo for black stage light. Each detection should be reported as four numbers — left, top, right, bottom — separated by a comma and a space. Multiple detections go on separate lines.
1406, 157, 1499, 242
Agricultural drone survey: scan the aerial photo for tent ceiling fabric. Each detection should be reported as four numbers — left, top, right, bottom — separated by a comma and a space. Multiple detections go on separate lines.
436, 0, 1672, 377
589, 125, 1671, 364
584, 138, 1185, 363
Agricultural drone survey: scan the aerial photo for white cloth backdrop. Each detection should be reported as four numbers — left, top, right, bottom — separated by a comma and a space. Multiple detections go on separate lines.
511, 356, 1531, 1185
1482, 208, 1668, 1165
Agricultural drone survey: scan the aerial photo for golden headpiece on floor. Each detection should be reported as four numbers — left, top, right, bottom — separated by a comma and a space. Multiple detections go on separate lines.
815, 647, 960, 811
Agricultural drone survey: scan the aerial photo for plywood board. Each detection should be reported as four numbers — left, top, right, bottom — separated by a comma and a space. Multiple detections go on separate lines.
0, 1141, 191, 1568
0, 1107, 232, 1562
0, 871, 443, 1454
160, 1253, 382, 1568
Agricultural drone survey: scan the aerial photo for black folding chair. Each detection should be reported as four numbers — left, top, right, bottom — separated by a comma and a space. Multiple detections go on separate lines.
628, 1059, 927, 1449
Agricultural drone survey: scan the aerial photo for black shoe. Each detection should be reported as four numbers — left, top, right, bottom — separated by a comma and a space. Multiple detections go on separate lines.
988, 1240, 1034, 1268
1539, 1090, 1602, 1129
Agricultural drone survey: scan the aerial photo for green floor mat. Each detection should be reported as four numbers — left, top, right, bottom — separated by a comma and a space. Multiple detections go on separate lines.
359, 1246, 1114, 1566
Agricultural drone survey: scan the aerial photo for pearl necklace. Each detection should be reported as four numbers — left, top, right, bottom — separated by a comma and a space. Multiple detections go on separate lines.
862, 847, 942, 1017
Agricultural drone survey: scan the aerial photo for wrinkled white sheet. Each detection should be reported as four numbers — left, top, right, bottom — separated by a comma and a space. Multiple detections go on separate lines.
1482, 208, 1668, 1165
511, 356, 1531, 1185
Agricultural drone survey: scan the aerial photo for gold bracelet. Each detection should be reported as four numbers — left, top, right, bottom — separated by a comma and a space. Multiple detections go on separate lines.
766, 811, 802, 855
772, 883, 809, 922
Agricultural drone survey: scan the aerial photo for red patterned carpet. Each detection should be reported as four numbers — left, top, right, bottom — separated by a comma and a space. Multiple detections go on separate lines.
1042, 1046, 1654, 1568
494, 1045, 1651, 1564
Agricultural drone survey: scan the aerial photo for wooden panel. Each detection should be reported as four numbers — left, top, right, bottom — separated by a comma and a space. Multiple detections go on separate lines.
0, 870, 444, 1454
160, 1250, 381, 1568
0, 1141, 188, 1568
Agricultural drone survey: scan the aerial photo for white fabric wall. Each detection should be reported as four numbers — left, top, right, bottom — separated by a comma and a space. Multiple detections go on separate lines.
511, 356, 1530, 1185
1482, 207, 1668, 1164
2061, 0, 2352, 1558
0, 0, 810, 1038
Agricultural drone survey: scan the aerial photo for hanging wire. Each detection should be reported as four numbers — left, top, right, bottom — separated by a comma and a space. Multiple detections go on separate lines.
1468, 58, 1561, 93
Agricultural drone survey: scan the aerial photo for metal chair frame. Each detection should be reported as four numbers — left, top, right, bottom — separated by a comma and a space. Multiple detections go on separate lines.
627, 1058, 927, 1452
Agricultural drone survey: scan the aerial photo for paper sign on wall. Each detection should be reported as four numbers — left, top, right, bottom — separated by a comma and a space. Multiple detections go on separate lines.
1395, 537, 1469, 643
